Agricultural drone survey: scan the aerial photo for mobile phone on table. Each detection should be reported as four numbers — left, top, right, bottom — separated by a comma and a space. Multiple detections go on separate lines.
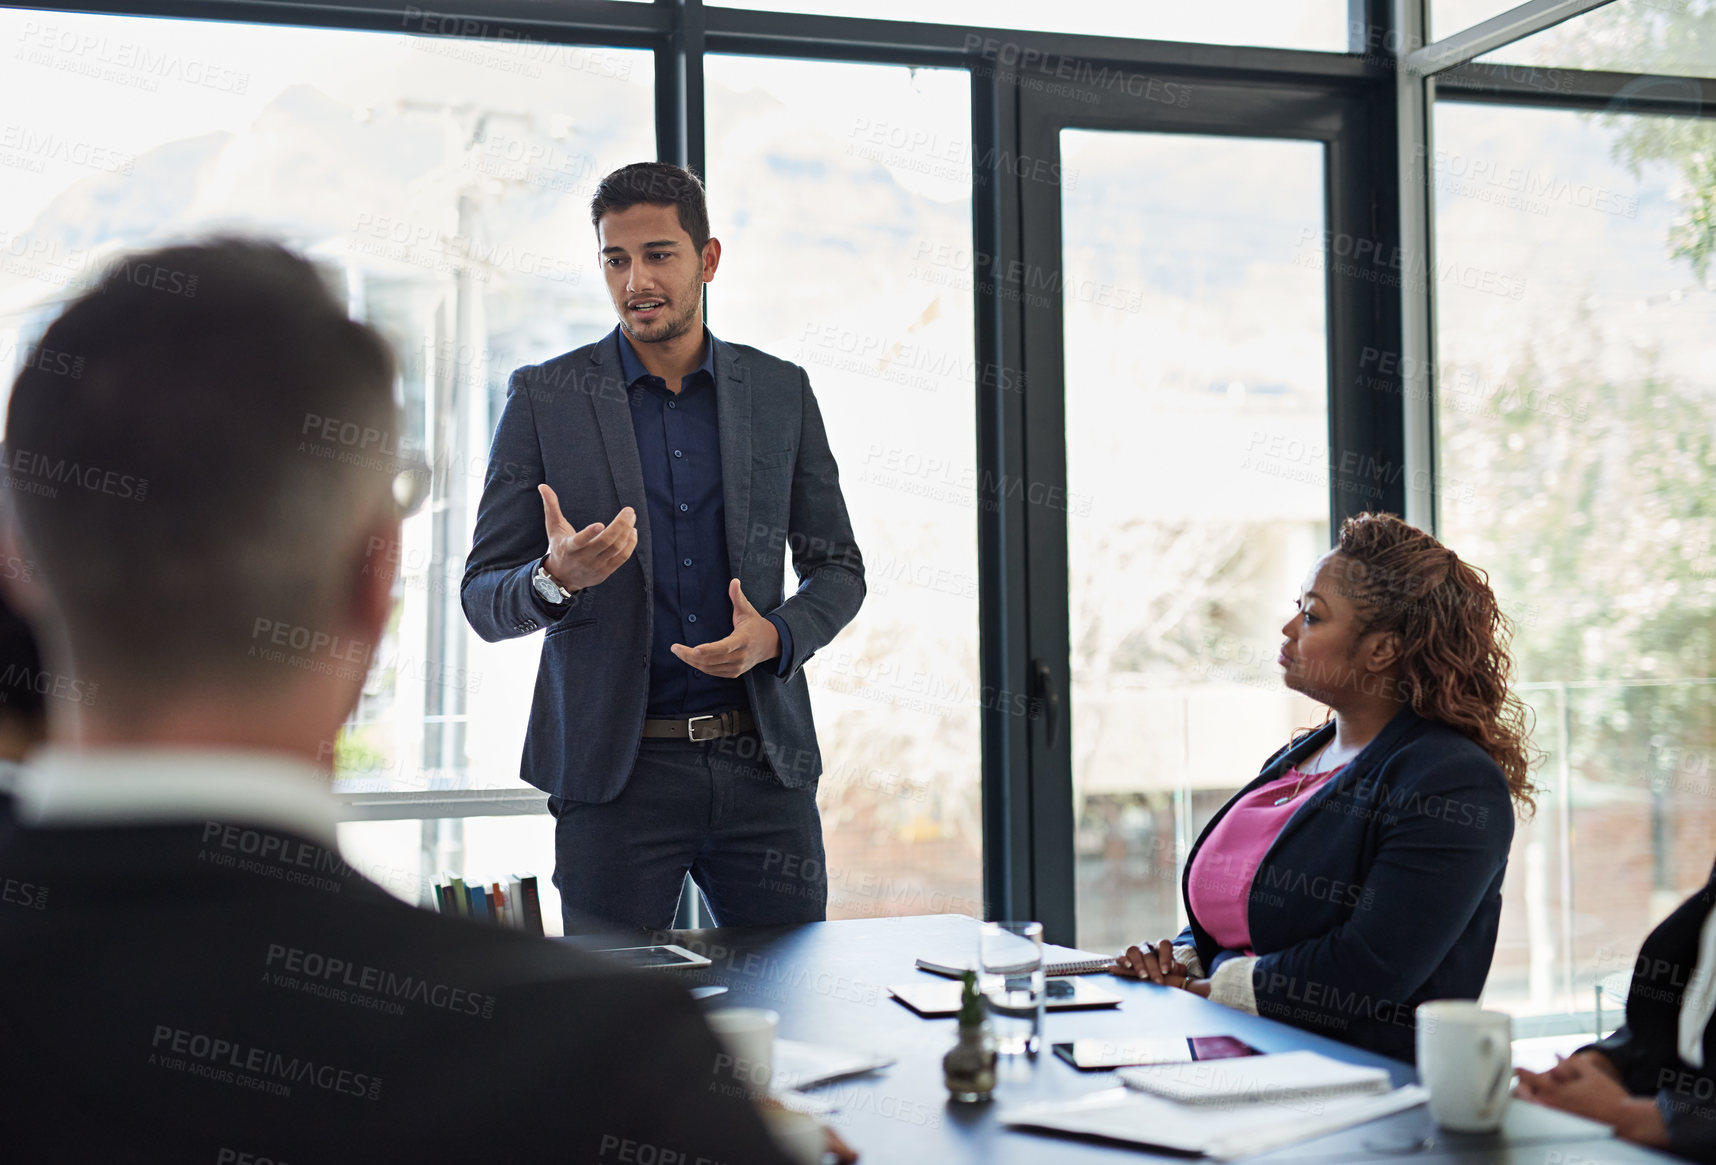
1051, 1035, 1261, 1071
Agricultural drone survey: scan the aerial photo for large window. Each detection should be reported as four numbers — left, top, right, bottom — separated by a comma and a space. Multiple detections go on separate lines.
706, 56, 982, 923
0, 7, 654, 925
1434, 99, 1716, 1019
1060, 131, 1331, 954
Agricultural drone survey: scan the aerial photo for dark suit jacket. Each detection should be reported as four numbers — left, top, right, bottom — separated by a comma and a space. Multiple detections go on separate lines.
0, 814, 794, 1164
1587, 857, 1716, 1162
462, 331, 865, 804
1175, 707, 1516, 1061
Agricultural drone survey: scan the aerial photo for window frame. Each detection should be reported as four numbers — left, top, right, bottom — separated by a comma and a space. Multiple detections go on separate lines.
17, 0, 1706, 967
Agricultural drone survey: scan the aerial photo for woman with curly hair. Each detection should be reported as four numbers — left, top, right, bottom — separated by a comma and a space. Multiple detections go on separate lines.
1110, 512, 1538, 1060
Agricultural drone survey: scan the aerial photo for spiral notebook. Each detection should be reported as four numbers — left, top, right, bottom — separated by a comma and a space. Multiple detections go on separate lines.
1118, 1050, 1392, 1105
915, 942, 1113, 978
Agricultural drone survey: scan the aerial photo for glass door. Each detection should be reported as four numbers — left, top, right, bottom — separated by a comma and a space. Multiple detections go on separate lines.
1010, 77, 1399, 946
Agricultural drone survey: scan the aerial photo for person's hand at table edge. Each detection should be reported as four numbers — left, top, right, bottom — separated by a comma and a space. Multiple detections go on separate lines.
1110, 939, 1200, 991
755, 1096, 858, 1163
1515, 1056, 1671, 1149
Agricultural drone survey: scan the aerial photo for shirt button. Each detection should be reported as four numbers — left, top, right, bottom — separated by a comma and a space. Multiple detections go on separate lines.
688, 613, 698, 623
668, 401, 677, 410
679, 502, 689, 512
683, 558, 693, 567
673, 449, 683, 458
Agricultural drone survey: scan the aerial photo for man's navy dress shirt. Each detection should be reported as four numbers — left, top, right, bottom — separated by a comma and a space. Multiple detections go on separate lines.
616, 326, 792, 719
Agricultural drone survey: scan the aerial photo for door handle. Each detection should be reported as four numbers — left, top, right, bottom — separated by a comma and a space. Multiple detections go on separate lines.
1030, 659, 1059, 746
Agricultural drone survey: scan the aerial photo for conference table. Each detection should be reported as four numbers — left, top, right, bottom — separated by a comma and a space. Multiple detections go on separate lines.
641, 914, 1679, 1165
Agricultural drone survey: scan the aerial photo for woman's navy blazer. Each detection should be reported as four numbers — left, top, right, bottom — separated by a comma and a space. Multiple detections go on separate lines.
1174, 705, 1516, 1061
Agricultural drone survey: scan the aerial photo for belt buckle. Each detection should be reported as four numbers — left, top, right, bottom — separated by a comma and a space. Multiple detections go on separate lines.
686, 713, 721, 742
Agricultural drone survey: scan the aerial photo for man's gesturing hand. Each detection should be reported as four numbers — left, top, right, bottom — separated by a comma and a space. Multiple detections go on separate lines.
539, 484, 637, 592
671, 579, 780, 678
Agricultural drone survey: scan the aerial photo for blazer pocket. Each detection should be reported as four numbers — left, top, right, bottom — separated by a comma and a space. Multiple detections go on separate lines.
544, 617, 596, 639
752, 448, 794, 471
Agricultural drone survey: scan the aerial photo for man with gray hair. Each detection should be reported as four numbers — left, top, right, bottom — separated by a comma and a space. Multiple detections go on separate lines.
0, 239, 808, 1163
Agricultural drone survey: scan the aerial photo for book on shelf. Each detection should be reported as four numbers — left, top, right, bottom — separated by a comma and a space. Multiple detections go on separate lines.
514, 873, 545, 936
429, 872, 544, 935
505, 876, 524, 929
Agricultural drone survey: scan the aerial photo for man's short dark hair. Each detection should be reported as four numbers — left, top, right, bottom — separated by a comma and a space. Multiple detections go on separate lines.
590, 162, 711, 253
4, 238, 399, 691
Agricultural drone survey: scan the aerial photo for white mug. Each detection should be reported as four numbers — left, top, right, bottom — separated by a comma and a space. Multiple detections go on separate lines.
706, 1008, 779, 1098
760, 1107, 825, 1165
1416, 1000, 1512, 1132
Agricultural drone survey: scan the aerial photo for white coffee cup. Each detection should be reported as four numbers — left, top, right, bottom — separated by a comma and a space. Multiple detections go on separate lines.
707, 1007, 779, 1098
760, 1107, 825, 1165
1416, 1000, 1512, 1132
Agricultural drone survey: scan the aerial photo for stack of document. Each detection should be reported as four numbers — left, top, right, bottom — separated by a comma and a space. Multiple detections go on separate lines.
771, 1039, 895, 1096
1005, 1051, 1424, 1159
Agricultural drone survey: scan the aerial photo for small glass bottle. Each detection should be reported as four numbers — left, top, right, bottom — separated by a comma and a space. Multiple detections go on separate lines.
942, 969, 998, 1103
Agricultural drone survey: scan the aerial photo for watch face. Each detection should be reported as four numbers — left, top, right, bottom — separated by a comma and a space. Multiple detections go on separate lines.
533, 571, 562, 601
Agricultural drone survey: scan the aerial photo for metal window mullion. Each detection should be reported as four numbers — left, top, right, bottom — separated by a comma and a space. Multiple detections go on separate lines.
656, 0, 706, 178
11, 0, 669, 43
973, 65, 1032, 926
1397, 0, 1437, 533
1406, 0, 1616, 77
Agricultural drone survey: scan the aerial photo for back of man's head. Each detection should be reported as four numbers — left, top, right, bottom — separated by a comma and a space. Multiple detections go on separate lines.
5, 239, 399, 696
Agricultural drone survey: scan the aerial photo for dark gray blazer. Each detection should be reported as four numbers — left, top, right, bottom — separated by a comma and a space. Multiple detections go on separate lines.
0, 814, 795, 1165
461, 330, 865, 804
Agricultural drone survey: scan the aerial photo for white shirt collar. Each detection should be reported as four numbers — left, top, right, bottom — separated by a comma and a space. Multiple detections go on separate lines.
13, 745, 340, 849
1681, 898, 1716, 1069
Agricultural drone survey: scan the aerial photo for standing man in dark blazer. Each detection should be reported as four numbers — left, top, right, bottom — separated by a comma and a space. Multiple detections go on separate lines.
463, 162, 865, 932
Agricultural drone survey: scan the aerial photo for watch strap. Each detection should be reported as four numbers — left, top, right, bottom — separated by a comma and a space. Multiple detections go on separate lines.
534, 556, 576, 601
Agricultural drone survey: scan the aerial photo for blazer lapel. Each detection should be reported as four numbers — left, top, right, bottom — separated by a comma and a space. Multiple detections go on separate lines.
587, 333, 651, 585
715, 338, 751, 573
1180, 720, 1332, 957
1267, 706, 1427, 856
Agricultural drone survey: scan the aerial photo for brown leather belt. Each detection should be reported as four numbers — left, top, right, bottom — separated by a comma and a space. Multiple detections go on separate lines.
640, 709, 756, 742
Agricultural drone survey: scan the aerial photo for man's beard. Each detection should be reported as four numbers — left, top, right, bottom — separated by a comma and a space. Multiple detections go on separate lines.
621, 293, 699, 346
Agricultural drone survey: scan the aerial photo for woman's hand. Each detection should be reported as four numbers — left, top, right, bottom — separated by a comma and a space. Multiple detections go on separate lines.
1515, 1054, 1668, 1147
1516, 1057, 1630, 1126
1559, 1050, 1623, 1086
1109, 940, 1192, 987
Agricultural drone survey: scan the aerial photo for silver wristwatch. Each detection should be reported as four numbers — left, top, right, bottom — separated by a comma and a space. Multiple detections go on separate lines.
532, 556, 574, 604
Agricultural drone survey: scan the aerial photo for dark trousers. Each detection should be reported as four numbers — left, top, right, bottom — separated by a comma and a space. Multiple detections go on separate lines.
547, 731, 827, 934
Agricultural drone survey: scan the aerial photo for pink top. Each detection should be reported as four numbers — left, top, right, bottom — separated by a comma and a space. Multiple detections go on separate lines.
1185, 764, 1347, 954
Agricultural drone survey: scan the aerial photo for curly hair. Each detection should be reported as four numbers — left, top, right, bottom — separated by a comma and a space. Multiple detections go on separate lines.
1330, 512, 1540, 814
